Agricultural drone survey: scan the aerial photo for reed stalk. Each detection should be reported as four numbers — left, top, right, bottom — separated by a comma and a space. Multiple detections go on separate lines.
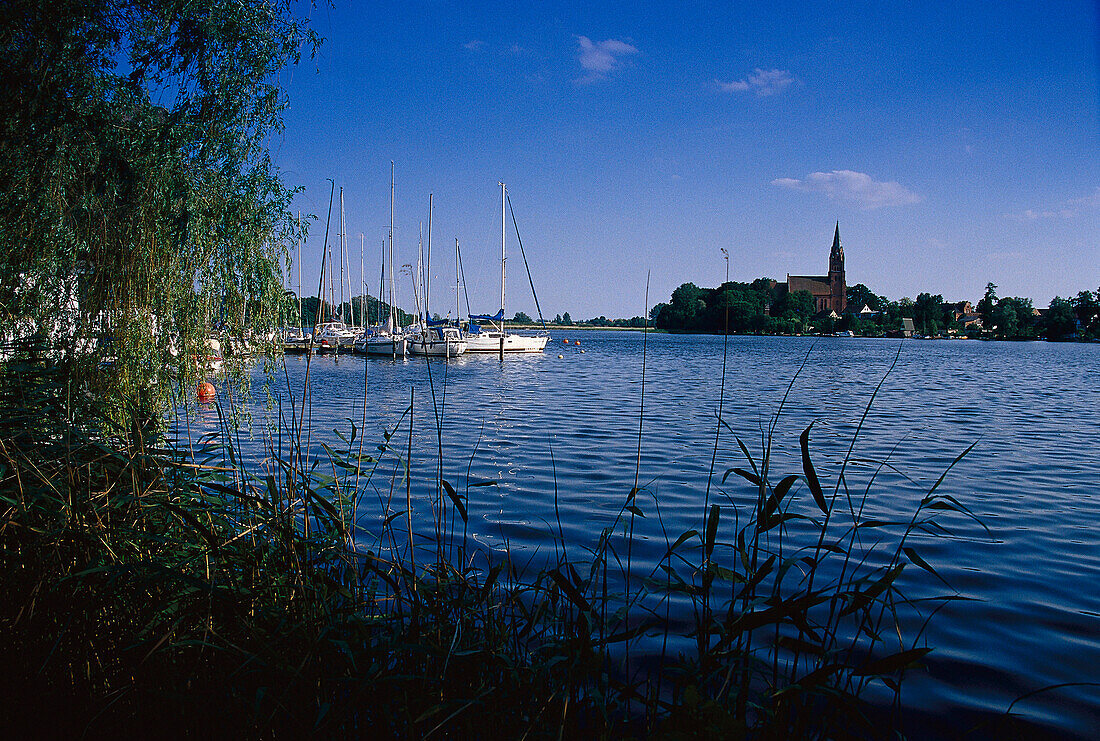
0, 340, 988, 739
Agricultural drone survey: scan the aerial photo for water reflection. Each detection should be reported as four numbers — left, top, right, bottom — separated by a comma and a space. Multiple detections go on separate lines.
172, 333, 1100, 739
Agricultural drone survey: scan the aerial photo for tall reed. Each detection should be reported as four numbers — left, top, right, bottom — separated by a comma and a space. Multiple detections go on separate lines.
0, 339, 984, 738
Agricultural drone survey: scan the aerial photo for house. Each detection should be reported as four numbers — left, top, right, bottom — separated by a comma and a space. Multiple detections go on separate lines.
857, 304, 879, 321
948, 301, 974, 322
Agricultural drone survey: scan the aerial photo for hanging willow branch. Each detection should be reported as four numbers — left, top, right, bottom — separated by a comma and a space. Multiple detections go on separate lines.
0, 0, 320, 421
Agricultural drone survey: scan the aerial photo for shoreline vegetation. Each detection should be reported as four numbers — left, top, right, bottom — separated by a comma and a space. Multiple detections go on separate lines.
642, 280, 1100, 341
1, 344, 991, 738
297, 281, 1100, 341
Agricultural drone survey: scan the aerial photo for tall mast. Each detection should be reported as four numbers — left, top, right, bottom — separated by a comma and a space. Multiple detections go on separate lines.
359, 233, 365, 329
314, 179, 335, 339
411, 224, 423, 322
426, 194, 433, 322
339, 187, 345, 324
500, 182, 506, 320
389, 161, 396, 329
455, 237, 460, 324
344, 199, 352, 325
297, 211, 302, 328
327, 238, 335, 322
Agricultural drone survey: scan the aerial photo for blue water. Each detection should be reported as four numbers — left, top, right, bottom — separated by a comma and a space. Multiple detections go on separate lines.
176, 333, 1100, 738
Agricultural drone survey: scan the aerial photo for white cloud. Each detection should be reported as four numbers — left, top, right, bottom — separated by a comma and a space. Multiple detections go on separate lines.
463, 40, 485, 51
717, 68, 795, 97
716, 79, 750, 93
575, 36, 639, 82
1069, 187, 1100, 208
1011, 187, 1100, 220
772, 170, 922, 210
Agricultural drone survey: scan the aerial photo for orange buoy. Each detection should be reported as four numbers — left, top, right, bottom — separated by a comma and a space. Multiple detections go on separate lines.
562, 339, 569, 344
197, 382, 216, 401
574, 339, 580, 345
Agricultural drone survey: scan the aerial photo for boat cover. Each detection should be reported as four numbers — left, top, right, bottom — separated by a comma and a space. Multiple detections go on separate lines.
469, 310, 505, 322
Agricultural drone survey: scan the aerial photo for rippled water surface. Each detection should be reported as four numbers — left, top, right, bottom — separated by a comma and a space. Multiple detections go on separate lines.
180, 333, 1100, 738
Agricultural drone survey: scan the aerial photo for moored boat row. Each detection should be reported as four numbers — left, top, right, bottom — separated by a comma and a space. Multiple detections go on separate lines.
282, 172, 549, 360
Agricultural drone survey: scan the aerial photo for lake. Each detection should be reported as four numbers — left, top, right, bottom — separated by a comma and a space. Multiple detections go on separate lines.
177, 332, 1100, 738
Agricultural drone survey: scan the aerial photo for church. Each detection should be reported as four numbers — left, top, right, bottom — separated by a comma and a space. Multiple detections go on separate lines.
778, 222, 847, 315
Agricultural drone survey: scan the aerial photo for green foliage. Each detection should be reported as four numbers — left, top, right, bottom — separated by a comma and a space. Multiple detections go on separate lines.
656, 280, 788, 333
0, 0, 317, 418
580, 315, 648, 328
977, 283, 998, 330
654, 274, 1096, 341
775, 290, 815, 328
295, 294, 412, 330
846, 283, 885, 312
0, 348, 985, 737
512, 310, 533, 323
649, 302, 669, 324
1071, 290, 1099, 338
989, 296, 1037, 340
1044, 297, 1077, 340
914, 292, 945, 336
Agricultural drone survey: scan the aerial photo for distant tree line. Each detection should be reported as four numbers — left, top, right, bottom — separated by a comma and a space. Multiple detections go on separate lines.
285, 294, 412, 329
514, 312, 649, 328
977, 283, 1100, 341
648, 279, 818, 335
641, 279, 1100, 341
300, 282, 1100, 342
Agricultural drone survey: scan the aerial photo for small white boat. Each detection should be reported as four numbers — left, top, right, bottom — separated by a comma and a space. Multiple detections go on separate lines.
315, 321, 357, 348
463, 324, 548, 353
283, 329, 313, 354
407, 325, 466, 357
463, 183, 549, 354
355, 330, 407, 356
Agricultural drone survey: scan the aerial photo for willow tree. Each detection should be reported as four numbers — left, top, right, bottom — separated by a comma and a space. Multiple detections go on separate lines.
0, 0, 317, 417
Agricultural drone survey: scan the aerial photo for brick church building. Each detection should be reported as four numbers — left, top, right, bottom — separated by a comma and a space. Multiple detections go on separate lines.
778, 222, 847, 315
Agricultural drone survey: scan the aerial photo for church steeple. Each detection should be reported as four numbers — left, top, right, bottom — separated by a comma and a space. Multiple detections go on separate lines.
828, 222, 846, 312
829, 221, 844, 274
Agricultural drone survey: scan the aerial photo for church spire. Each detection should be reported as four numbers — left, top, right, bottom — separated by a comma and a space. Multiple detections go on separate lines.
829, 221, 844, 274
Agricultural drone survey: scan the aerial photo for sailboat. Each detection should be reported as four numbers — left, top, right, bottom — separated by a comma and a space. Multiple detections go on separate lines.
464, 182, 549, 353
315, 188, 358, 349
284, 212, 313, 353
356, 162, 407, 357
407, 194, 467, 357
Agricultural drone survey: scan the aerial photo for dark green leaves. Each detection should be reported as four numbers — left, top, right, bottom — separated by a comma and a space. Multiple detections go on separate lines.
854, 647, 932, 676
800, 422, 828, 515
705, 504, 720, 560
441, 479, 466, 523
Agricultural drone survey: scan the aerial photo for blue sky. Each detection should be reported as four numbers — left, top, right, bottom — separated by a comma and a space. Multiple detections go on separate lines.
272, 1, 1100, 320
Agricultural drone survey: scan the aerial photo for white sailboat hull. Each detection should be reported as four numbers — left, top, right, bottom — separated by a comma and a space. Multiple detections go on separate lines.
316, 322, 357, 348
407, 326, 467, 357
463, 332, 548, 353
408, 338, 467, 357
357, 336, 407, 356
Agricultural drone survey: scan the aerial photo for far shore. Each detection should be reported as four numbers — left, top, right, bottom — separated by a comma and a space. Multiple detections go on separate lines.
509, 323, 659, 332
